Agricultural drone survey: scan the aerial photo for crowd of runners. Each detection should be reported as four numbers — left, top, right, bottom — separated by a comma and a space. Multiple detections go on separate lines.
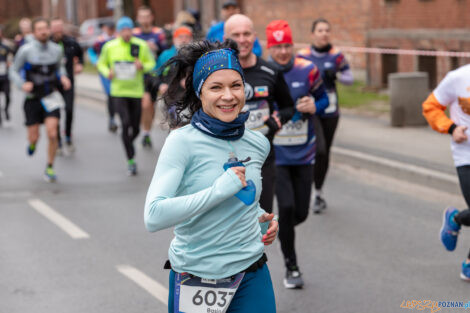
2, 0, 469, 311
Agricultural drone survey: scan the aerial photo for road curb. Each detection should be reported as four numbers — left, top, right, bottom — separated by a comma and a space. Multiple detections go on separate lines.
331, 146, 460, 195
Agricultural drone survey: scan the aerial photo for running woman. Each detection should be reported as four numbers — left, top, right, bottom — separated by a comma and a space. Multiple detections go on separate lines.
297, 18, 353, 214
145, 39, 278, 313
88, 21, 117, 132
50, 17, 83, 153
266, 20, 329, 289
133, 5, 168, 148
422, 64, 470, 281
97, 17, 155, 175
224, 14, 295, 214
9, 17, 71, 182
0, 25, 13, 127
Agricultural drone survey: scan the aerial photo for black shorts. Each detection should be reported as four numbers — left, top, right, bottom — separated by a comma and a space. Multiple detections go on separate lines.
24, 97, 60, 126
144, 74, 158, 102
0, 79, 9, 93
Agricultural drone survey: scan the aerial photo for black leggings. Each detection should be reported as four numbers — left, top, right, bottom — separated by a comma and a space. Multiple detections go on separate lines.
107, 95, 115, 119
260, 156, 276, 214
57, 85, 75, 141
451, 165, 470, 258
313, 115, 339, 190
112, 97, 142, 160
0, 80, 10, 123
276, 164, 314, 267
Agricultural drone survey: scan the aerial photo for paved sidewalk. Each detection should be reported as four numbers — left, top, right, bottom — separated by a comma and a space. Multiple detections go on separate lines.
75, 73, 461, 194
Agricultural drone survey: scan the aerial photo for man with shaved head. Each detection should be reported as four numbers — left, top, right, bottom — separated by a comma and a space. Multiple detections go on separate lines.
225, 14, 295, 214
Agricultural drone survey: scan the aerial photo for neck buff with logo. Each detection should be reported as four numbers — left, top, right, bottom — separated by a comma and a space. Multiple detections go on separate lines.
191, 108, 249, 141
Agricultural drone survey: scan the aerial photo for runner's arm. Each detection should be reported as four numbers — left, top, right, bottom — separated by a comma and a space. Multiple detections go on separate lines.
141, 43, 156, 73
422, 92, 454, 134
273, 70, 295, 124
87, 47, 98, 65
336, 52, 353, 85
74, 40, 84, 65
144, 132, 244, 232
97, 43, 110, 78
9, 46, 26, 88
423, 72, 457, 134
309, 66, 329, 114
57, 48, 67, 78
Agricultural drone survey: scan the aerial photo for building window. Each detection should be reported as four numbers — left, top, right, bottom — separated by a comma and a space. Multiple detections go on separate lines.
382, 53, 398, 87
418, 54, 437, 89
450, 56, 460, 71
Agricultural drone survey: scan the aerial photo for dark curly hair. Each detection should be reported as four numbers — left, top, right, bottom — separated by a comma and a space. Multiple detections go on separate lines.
161, 39, 240, 129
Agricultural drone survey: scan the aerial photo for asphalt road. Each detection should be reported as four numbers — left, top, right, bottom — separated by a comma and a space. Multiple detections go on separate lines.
1, 88, 469, 313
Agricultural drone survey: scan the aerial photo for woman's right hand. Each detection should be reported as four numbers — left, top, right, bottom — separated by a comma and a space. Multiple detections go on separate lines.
230, 166, 247, 187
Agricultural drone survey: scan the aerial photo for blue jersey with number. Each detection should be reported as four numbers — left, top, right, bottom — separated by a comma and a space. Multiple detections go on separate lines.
274, 57, 327, 165
297, 46, 349, 118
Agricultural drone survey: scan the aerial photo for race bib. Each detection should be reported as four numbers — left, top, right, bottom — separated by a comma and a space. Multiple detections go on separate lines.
325, 91, 337, 114
244, 100, 270, 135
40, 91, 64, 112
174, 272, 245, 313
273, 119, 308, 146
114, 61, 136, 80
0, 62, 6, 75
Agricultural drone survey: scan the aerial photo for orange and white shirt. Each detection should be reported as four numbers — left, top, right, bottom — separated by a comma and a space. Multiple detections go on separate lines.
423, 64, 470, 167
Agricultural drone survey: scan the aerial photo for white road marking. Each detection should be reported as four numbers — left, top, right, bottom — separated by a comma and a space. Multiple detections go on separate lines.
332, 146, 458, 183
28, 199, 90, 239
116, 265, 168, 305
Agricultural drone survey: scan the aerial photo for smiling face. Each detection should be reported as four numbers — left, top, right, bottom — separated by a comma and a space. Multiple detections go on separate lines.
224, 15, 255, 60
199, 69, 245, 123
269, 43, 293, 65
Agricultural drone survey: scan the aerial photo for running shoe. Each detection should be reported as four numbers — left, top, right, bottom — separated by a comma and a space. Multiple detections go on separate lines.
142, 134, 152, 148
128, 160, 137, 176
27, 143, 36, 156
461, 262, 470, 281
440, 207, 460, 251
109, 119, 118, 133
44, 166, 57, 182
284, 266, 304, 289
65, 137, 75, 154
313, 196, 327, 214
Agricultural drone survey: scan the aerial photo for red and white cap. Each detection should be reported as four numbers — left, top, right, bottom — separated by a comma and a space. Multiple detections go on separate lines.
266, 20, 293, 48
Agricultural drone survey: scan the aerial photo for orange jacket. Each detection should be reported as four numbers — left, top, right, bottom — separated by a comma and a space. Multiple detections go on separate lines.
422, 92, 454, 134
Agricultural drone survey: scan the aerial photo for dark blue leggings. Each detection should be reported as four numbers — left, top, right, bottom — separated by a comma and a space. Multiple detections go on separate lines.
168, 264, 276, 313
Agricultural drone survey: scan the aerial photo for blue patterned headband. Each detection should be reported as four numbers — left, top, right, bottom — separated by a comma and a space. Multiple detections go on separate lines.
193, 48, 245, 98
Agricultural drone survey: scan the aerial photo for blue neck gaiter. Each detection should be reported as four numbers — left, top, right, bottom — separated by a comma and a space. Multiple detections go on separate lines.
191, 109, 250, 141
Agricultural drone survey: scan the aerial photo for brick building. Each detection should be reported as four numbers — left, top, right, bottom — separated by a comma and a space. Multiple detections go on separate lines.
367, 0, 470, 88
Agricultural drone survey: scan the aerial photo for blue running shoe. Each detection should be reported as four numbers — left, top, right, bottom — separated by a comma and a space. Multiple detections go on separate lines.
27, 143, 36, 156
461, 262, 470, 281
440, 207, 460, 251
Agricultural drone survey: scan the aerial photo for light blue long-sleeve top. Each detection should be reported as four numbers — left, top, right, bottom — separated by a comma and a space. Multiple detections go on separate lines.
144, 124, 270, 279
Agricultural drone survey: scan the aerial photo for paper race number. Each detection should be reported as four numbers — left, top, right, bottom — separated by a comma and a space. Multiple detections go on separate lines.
114, 61, 137, 80
179, 286, 236, 313
273, 119, 308, 145
40, 91, 64, 112
174, 272, 244, 313
244, 100, 270, 135
325, 91, 337, 114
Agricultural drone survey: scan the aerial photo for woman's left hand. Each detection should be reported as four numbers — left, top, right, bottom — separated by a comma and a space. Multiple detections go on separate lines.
259, 213, 278, 246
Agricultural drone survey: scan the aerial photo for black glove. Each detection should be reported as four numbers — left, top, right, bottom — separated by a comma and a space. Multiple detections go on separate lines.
265, 116, 280, 136
324, 69, 337, 84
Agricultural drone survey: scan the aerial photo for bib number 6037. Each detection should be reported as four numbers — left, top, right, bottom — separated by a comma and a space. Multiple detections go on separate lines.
192, 289, 235, 307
